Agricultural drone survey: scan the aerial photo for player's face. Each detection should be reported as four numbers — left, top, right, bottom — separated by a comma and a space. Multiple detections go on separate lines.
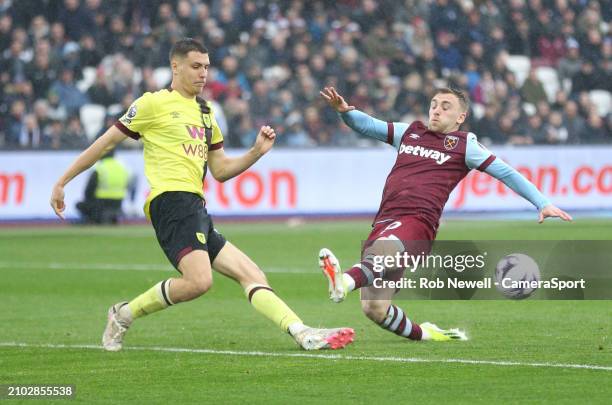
173, 51, 210, 96
428, 93, 467, 133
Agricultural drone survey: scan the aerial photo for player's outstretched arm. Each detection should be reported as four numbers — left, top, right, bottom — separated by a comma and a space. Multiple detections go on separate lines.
50, 126, 127, 219
483, 160, 572, 224
208, 125, 276, 182
320, 87, 355, 113
538, 204, 572, 223
320, 86, 393, 144
465, 135, 572, 224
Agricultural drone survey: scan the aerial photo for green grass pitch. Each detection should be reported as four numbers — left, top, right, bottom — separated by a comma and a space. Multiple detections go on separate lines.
1, 218, 611, 403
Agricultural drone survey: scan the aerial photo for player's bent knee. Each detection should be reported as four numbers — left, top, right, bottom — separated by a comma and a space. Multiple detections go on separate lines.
183, 274, 212, 298
368, 239, 403, 257
193, 276, 212, 296
361, 301, 388, 324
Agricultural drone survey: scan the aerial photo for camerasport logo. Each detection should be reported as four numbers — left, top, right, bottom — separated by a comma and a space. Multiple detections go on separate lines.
0, 173, 25, 206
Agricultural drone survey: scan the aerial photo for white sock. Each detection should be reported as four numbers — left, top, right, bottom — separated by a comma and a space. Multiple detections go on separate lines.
117, 304, 134, 326
342, 273, 356, 292
288, 322, 308, 336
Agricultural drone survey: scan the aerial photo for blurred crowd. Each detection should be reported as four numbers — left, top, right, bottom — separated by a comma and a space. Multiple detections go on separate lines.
0, 0, 610, 150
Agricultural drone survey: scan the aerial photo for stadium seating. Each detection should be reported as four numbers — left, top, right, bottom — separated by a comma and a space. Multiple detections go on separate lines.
505, 55, 531, 86
535, 67, 560, 103
471, 103, 485, 120
1, 1, 609, 149
522, 103, 537, 116
589, 90, 611, 117
80, 104, 107, 140
76, 67, 98, 93
153, 68, 172, 89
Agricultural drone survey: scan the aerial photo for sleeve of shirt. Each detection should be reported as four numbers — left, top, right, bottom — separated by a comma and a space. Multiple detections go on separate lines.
484, 159, 551, 210
340, 110, 407, 148
466, 133, 550, 210
209, 103, 224, 150
465, 132, 496, 171
389, 122, 410, 149
114, 93, 155, 140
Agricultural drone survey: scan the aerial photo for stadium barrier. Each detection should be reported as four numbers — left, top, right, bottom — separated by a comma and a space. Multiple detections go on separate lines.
0, 146, 610, 220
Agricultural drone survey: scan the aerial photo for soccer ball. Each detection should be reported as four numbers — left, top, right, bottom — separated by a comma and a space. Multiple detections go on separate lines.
494, 253, 540, 300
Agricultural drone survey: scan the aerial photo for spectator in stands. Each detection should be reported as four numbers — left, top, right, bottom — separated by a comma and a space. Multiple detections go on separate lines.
525, 113, 548, 144
49, 67, 89, 114
551, 90, 568, 111
506, 18, 532, 56
45, 119, 64, 149
49, 22, 67, 63
563, 100, 587, 143
58, 115, 88, 149
0, 0, 610, 149
429, 0, 463, 38
572, 60, 603, 94
78, 33, 102, 68
217, 55, 250, 93
558, 39, 582, 85
521, 68, 548, 105
20, 113, 45, 148
364, 23, 396, 60
474, 104, 502, 144
580, 112, 609, 143
1, 38, 28, 84
5, 99, 27, 148
435, 31, 463, 73
32, 99, 51, 135
545, 111, 570, 144
58, 0, 95, 41
577, 91, 596, 117
46, 90, 68, 122
87, 69, 115, 106
25, 41, 58, 100
284, 111, 315, 147
0, 14, 13, 52
581, 28, 604, 64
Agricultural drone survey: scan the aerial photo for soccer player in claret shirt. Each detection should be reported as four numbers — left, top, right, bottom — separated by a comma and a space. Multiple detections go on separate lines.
319, 86, 572, 341
49, 39, 354, 352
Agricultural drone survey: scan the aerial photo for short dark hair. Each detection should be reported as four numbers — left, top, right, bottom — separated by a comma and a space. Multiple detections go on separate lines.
169, 38, 208, 62
434, 87, 470, 112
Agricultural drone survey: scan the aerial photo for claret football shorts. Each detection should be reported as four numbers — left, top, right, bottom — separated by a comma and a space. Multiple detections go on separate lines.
149, 191, 227, 271
363, 216, 436, 281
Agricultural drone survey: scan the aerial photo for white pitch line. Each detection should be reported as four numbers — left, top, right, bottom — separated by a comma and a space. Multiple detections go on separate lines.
0, 261, 172, 272
0, 342, 610, 372
0, 262, 311, 273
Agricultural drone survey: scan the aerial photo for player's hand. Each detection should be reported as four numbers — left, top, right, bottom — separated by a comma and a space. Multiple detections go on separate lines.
50, 183, 66, 220
253, 125, 276, 157
538, 204, 572, 223
320, 87, 355, 113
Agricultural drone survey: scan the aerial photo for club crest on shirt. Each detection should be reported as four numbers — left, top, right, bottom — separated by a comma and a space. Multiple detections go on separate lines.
196, 232, 206, 244
444, 135, 459, 150
127, 105, 137, 119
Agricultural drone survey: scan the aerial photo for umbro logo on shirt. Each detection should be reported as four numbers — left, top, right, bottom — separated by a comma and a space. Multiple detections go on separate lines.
409, 133, 420, 139
398, 144, 451, 165
170, 111, 180, 119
